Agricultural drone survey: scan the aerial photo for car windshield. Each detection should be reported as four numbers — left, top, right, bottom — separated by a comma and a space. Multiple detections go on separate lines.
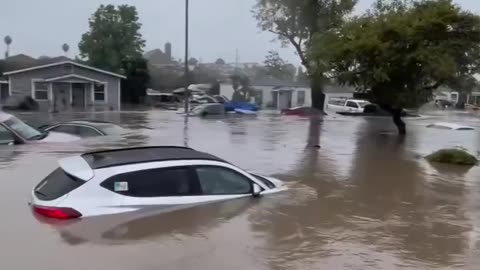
357, 101, 370, 108
191, 105, 206, 114
4, 117, 43, 140
97, 124, 124, 135
250, 173, 275, 189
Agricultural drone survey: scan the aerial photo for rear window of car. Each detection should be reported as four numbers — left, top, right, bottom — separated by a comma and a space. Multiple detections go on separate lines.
34, 168, 86, 201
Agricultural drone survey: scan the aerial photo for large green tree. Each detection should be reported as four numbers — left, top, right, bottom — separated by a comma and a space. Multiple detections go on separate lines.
310, 0, 480, 134
79, 4, 148, 103
121, 58, 150, 104
253, 0, 357, 110
79, 4, 145, 73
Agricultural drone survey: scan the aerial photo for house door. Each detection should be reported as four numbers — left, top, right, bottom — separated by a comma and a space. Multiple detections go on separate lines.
278, 91, 293, 110
271, 92, 278, 108
52, 83, 69, 111
0, 84, 9, 104
72, 83, 85, 109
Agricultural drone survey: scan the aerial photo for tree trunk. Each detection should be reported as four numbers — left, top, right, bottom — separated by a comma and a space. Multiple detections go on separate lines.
310, 76, 325, 111
392, 109, 406, 135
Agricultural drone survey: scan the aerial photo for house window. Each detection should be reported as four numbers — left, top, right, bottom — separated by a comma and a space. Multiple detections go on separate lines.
94, 84, 105, 101
33, 81, 49, 100
297, 91, 306, 106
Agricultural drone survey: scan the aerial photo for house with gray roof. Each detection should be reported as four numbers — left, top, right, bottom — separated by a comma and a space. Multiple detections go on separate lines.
2, 60, 125, 111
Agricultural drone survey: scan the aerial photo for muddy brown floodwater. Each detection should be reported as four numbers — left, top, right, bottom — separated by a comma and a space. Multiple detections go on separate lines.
1, 110, 480, 269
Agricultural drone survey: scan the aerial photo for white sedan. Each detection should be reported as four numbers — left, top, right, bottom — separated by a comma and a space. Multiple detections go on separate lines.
30, 146, 286, 219
0, 111, 79, 145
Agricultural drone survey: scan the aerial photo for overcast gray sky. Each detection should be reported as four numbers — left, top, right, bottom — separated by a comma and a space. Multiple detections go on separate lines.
0, 0, 478, 66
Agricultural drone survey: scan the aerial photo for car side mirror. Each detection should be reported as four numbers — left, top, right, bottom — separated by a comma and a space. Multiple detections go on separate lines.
252, 183, 262, 197
0, 137, 15, 146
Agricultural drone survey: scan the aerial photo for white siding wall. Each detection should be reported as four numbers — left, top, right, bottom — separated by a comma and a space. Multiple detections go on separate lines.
324, 93, 354, 112
220, 85, 314, 109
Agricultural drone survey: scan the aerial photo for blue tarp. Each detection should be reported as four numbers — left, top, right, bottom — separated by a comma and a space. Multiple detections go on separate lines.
224, 102, 258, 112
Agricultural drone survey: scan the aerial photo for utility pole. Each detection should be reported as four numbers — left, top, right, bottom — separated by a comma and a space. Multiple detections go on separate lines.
183, 0, 190, 117
235, 48, 239, 70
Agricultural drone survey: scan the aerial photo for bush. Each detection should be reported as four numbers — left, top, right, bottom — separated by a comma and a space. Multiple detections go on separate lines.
2, 95, 39, 111
426, 149, 478, 166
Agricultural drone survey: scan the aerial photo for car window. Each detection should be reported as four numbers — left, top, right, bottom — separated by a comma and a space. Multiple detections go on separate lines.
195, 166, 252, 195
93, 124, 123, 135
100, 167, 197, 197
48, 125, 77, 135
0, 125, 14, 144
357, 101, 369, 108
49, 125, 101, 137
4, 117, 42, 140
77, 126, 101, 137
346, 101, 359, 108
34, 168, 87, 201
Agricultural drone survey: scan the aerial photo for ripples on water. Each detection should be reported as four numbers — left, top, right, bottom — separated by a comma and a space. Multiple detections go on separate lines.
0, 110, 479, 270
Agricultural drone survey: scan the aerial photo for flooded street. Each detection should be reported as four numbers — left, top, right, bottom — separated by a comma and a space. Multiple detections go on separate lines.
1, 110, 480, 269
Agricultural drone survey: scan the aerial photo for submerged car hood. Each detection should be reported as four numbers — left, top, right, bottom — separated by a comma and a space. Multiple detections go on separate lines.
41, 132, 81, 143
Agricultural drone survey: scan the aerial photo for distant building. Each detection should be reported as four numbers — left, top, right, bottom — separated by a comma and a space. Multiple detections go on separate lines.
198, 62, 263, 81
220, 76, 354, 111
144, 42, 178, 68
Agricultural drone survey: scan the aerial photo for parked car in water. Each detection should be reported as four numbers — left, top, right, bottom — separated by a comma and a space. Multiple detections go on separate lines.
327, 98, 370, 113
39, 121, 125, 138
30, 146, 286, 219
427, 122, 475, 130
281, 106, 321, 116
178, 103, 226, 116
0, 112, 80, 145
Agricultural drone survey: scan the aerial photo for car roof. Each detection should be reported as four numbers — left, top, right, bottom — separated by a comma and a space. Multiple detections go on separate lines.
0, 111, 13, 122
81, 146, 228, 169
427, 122, 475, 130
49, 120, 123, 132
65, 120, 116, 126
71, 121, 121, 128
348, 99, 369, 103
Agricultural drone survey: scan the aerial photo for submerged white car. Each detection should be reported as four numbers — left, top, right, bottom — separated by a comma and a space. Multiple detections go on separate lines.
0, 111, 79, 144
30, 146, 286, 219
426, 122, 475, 130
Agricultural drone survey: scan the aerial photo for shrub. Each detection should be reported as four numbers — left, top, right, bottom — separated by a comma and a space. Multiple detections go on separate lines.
426, 149, 478, 166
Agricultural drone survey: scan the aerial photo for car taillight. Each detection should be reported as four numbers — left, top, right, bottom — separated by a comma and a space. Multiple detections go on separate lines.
33, 206, 82, 219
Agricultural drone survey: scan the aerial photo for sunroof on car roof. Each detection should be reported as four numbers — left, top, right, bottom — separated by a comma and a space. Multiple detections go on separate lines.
81, 146, 226, 169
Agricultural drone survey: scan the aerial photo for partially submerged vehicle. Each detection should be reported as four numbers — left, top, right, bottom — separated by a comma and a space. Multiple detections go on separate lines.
281, 106, 322, 116
327, 98, 370, 113
427, 122, 475, 130
177, 103, 226, 116
0, 111, 79, 145
199, 94, 258, 113
30, 146, 286, 219
337, 104, 419, 117
39, 121, 125, 138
